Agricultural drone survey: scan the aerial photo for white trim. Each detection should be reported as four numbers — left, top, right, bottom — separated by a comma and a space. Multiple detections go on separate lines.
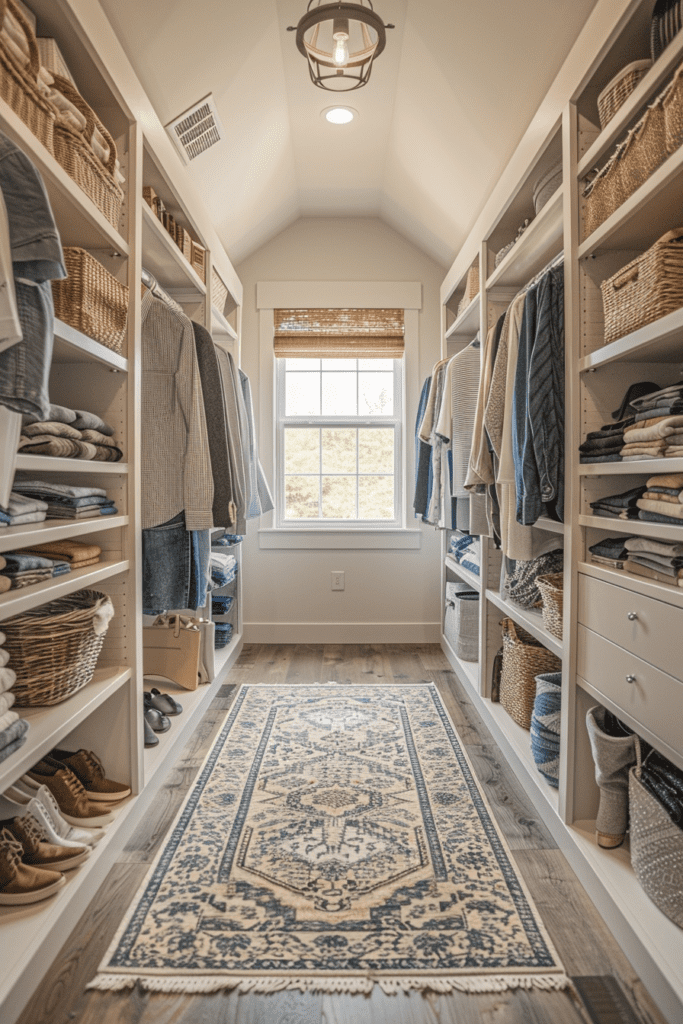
259, 528, 422, 549
257, 281, 422, 310
244, 621, 440, 643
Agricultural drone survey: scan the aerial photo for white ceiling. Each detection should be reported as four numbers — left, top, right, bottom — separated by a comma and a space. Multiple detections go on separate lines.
99, 0, 598, 268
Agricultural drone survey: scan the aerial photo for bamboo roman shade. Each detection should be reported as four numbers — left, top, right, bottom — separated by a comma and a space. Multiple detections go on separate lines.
274, 308, 405, 358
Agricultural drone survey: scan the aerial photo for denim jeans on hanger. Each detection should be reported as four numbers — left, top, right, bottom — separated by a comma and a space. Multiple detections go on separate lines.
188, 529, 211, 610
142, 511, 191, 614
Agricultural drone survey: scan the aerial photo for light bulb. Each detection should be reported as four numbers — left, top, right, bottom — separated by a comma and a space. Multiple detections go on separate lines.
332, 35, 349, 66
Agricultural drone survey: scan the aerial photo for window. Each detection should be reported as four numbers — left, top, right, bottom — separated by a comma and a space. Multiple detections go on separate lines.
274, 308, 404, 528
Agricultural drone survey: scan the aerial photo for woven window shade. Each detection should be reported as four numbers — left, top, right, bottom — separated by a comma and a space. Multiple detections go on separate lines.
274, 308, 404, 358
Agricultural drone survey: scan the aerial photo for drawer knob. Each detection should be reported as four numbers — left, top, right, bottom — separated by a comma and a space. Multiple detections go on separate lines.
627, 612, 638, 621
626, 674, 637, 685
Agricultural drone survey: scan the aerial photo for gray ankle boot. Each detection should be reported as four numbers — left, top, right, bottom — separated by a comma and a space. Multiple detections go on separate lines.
586, 706, 637, 849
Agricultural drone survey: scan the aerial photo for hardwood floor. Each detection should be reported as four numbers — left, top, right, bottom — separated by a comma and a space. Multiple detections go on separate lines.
16, 645, 667, 1024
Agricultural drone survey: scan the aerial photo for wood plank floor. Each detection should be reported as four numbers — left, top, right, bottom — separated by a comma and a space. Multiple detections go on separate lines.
16, 645, 667, 1024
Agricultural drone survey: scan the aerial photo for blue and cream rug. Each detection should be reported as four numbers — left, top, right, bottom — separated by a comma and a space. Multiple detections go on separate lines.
90, 684, 567, 995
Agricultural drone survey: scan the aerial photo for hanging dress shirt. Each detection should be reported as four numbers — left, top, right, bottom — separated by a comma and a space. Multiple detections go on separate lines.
192, 321, 236, 530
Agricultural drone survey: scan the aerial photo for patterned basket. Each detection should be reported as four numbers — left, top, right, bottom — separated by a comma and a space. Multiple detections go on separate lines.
211, 267, 228, 315
2, 590, 112, 706
52, 247, 129, 354
444, 582, 479, 662
597, 60, 651, 129
456, 263, 479, 318
0, 0, 56, 153
532, 159, 562, 214
499, 618, 561, 730
536, 572, 564, 640
51, 75, 124, 230
601, 227, 683, 346
530, 671, 562, 787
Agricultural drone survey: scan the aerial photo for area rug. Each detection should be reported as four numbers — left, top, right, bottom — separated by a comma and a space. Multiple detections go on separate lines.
89, 684, 567, 995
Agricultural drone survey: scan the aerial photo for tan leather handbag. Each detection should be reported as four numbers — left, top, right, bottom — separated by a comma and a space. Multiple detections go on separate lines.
143, 614, 202, 691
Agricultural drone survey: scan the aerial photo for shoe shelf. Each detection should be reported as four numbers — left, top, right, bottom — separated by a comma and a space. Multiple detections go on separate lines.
144, 633, 243, 786
141, 204, 206, 296
0, 666, 131, 793
0, 516, 128, 556
445, 295, 479, 341
579, 513, 683, 543
485, 187, 563, 291
0, 559, 129, 624
580, 458, 683, 475
0, 100, 130, 257
579, 306, 683, 371
440, 634, 480, 696
579, 560, 683, 611
485, 589, 563, 659
444, 555, 481, 592
52, 319, 129, 374
14, 456, 129, 475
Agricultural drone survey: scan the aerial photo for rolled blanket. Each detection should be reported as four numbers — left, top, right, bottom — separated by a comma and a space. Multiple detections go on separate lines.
0, 666, 17, 693
0, 691, 15, 716
0, 718, 30, 759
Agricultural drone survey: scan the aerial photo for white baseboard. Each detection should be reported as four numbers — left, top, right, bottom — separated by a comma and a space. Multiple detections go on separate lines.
244, 622, 441, 644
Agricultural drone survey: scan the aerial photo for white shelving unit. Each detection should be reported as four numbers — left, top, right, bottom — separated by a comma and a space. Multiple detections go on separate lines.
444, 554, 481, 592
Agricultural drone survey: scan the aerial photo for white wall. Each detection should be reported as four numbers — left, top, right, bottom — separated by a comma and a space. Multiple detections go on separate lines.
236, 216, 446, 644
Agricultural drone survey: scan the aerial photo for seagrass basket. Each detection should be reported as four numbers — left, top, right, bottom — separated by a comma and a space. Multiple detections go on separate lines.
663, 59, 683, 155
2, 590, 112, 706
52, 247, 129, 353
601, 227, 683, 345
211, 267, 228, 315
597, 60, 651, 129
0, 0, 56, 153
536, 572, 564, 640
191, 240, 206, 282
51, 75, 124, 230
499, 618, 561, 730
456, 263, 479, 318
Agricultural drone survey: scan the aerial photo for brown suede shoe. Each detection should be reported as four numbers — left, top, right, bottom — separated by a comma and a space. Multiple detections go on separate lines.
0, 828, 65, 905
26, 762, 114, 827
49, 749, 131, 803
2, 815, 90, 872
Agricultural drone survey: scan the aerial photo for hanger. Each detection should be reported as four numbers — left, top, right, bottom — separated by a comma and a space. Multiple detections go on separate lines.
141, 267, 183, 313
526, 250, 564, 290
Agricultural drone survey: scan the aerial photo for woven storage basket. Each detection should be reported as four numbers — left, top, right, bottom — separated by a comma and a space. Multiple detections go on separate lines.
191, 240, 206, 282
176, 226, 193, 263
0, 0, 56, 153
663, 59, 683, 155
211, 267, 228, 315
36, 37, 75, 85
52, 247, 128, 353
533, 160, 562, 214
2, 590, 112, 707
601, 227, 683, 345
530, 671, 562, 788
651, 0, 683, 62
499, 618, 561, 730
456, 263, 479, 318
598, 60, 651, 129
630, 738, 683, 927
536, 571, 564, 640
444, 582, 479, 662
51, 75, 124, 230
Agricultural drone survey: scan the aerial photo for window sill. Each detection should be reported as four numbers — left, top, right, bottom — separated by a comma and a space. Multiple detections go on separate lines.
258, 529, 422, 550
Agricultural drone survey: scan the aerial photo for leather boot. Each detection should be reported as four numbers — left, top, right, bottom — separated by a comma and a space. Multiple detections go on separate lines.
586, 706, 636, 849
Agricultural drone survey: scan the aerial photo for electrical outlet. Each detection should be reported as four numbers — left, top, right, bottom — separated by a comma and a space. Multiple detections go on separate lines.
331, 571, 345, 591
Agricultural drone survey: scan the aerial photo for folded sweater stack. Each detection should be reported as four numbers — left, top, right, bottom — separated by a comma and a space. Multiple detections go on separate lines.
0, 551, 70, 591
624, 535, 683, 586
0, 630, 28, 765
635, 473, 683, 525
11, 480, 118, 521
579, 418, 634, 464
210, 552, 238, 588
621, 414, 683, 461
0, 492, 48, 528
18, 409, 123, 463
448, 532, 480, 576
589, 485, 644, 520
588, 536, 630, 569
20, 539, 101, 572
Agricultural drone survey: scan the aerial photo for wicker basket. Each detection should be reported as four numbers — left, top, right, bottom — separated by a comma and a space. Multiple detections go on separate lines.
533, 160, 562, 214
663, 59, 683, 156
456, 263, 479, 318
191, 240, 206, 282
444, 582, 479, 662
598, 60, 651, 130
51, 75, 124, 230
536, 572, 564, 640
601, 227, 683, 345
211, 267, 228, 315
2, 590, 112, 706
499, 618, 561, 730
52, 247, 129, 354
176, 226, 193, 263
0, 0, 56, 154
36, 37, 75, 85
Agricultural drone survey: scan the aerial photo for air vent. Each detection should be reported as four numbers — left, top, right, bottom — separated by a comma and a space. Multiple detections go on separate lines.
165, 94, 224, 163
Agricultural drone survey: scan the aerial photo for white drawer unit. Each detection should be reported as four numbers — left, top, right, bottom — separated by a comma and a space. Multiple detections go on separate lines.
578, 573, 682, 681
577, 623, 683, 758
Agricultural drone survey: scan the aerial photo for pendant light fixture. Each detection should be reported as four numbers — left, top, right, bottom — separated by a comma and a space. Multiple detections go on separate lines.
288, 1, 394, 92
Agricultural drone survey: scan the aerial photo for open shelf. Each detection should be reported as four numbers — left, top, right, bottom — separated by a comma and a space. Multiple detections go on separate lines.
212, 307, 238, 341
580, 561, 683, 610
14, 456, 128, 475
580, 514, 683, 543
0, 515, 128, 555
486, 589, 563, 658
445, 295, 479, 340
445, 555, 481, 592
484, 697, 560, 814
440, 634, 480, 694
486, 188, 563, 290
0, 559, 129, 623
0, 667, 131, 792
536, 516, 566, 534
141, 204, 206, 294
0, 99, 129, 256
579, 305, 683, 371
580, 458, 683, 475
52, 320, 128, 373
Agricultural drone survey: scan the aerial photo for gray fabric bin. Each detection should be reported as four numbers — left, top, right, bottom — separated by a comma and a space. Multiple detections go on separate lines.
444, 582, 479, 662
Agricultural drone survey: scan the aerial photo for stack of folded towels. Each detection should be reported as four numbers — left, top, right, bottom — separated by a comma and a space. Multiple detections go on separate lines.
635, 473, 683, 525
588, 536, 630, 569
589, 486, 644, 519
448, 532, 480, 576
19, 405, 123, 462
579, 418, 634, 463
210, 552, 238, 588
0, 552, 70, 590
0, 492, 48, 528
620, 383, 683, 459
623, 536, 683, 586
11, 480, 117, 520
0, 632, 28, 765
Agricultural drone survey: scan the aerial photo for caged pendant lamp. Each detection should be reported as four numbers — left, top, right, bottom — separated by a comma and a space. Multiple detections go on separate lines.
288, 1, 394, 92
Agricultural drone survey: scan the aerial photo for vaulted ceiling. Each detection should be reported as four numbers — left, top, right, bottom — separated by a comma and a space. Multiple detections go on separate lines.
99, 0, 598, 268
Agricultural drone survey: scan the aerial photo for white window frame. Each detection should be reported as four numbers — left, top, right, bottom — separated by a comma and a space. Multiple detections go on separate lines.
275, 357, 404, 530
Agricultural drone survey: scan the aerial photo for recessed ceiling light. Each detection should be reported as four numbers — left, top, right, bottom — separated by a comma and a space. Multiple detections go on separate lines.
323, 106, 356, 124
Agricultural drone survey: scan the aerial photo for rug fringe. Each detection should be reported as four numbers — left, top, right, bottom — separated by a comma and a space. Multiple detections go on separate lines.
87, 973, 570, 996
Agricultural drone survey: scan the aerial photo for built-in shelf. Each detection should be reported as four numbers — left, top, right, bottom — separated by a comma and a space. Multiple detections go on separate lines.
579, 144, 683, 258
0, 515, 128, 555
580, 458, 683, 475
486, 188, 563, 290
52, 319, 128, 372
580, 560, 683, 610
0, 559, 129, 623
580, 306, 683, 371
212, 306, 238, 341
486, 589, 563, 659
141, 204, 206, 294
0, 667, 131, 792
580, 513, 683, 543
441, 633, 479, 694
484, 697, 560, 814
445, 554, 481, 592
445, 295, 479, 339
536, 516, 566, 534
14, 455, 129, 475
0, 98, 130, 255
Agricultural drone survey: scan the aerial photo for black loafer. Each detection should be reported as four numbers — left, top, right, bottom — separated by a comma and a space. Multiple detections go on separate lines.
145, 685, 183, 716
143, 693, 171, 733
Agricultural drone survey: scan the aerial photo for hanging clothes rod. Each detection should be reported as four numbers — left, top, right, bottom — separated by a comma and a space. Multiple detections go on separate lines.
141, 267, 183, 313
